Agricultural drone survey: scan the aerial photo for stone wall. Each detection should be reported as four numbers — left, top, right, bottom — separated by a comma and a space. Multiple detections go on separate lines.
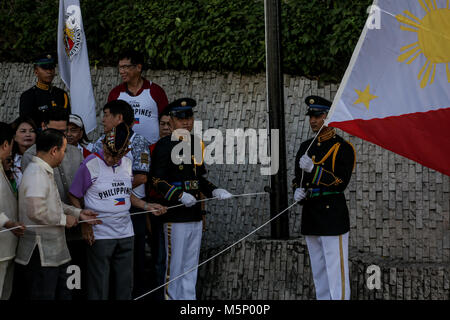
0, 63, 448, 299
197, 240, 449, 300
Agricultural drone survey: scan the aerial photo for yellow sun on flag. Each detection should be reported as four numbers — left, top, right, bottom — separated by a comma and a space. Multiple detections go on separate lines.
396, 0, 450, 88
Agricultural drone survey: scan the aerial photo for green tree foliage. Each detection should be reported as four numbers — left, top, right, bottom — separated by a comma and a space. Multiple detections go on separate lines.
0, 0, 372, 81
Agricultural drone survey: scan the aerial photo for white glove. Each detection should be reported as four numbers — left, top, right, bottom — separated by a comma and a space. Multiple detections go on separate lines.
294, 188, 306, 202
212, 188, 233, 200
299, 154, 314, 173
179, 192, 197, 207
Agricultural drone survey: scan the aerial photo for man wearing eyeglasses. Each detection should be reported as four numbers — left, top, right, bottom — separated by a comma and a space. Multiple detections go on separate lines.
108, 50, 169, 145
67, 114, 92, 158
21, 108, 84, 205
13, 109, 85, 298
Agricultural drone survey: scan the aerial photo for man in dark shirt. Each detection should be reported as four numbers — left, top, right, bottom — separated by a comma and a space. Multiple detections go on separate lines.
151, 98, 232, 300
146, 108, 172, 300
19, 53, 70, 128
293, 95, 356, 300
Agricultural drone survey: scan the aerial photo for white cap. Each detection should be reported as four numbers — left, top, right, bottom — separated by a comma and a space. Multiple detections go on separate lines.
69, 114, 84, 129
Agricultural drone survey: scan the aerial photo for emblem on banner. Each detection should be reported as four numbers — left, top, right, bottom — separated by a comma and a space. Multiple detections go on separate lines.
63, 5, 83, 60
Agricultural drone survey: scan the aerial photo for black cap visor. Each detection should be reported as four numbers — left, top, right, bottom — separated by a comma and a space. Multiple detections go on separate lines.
35, 63, 56, 70
170, 109, 194, 119
306, 109, 328, 117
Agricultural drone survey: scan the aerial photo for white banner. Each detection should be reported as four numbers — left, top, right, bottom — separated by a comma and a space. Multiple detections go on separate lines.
57, 0, 97, 133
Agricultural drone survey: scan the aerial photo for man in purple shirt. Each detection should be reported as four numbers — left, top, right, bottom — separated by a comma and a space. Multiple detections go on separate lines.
68, 122, 166, 300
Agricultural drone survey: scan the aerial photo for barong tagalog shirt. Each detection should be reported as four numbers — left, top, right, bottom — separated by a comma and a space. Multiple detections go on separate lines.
15, 156, 81, 267
0, 162, 19, 262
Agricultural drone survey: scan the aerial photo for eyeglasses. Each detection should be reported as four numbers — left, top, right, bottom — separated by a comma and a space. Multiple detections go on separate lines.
118, 64, 136, 71
67, 127, 82, 134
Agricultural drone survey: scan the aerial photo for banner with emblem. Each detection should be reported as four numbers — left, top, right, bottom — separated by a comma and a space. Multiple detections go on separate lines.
57, 0, 97, 133
325, 0, 450, 176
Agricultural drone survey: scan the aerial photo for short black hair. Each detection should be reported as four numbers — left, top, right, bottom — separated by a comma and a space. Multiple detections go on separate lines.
42, 108, 70, 125
158, 107, 171, 121
118, 50, 145, 70
36, 128, 66, 153
103, 100, 135, 127
0, 122, 14, 146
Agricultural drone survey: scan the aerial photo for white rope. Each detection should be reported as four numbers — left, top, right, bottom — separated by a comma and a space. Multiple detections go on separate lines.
133, 127, 327, 300
0, 224, 57, 234
134, 199, 299, 300
1, 127, 326, 300
0, 192, 268, 234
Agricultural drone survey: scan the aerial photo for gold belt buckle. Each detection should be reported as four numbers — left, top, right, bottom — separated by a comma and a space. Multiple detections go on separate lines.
191, 180, 199, 190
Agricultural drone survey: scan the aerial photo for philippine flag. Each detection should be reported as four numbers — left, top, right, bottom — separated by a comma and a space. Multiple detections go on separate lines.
134, 118, 140, 125
326, 0, 450, 176
114, 198, 126, 206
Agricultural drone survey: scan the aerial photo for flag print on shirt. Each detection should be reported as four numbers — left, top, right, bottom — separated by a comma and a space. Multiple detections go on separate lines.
114, 198, 126, 206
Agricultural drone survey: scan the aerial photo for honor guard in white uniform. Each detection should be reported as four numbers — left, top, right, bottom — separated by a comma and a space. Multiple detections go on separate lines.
151, 98, 232, 300
293, 96, 356, 300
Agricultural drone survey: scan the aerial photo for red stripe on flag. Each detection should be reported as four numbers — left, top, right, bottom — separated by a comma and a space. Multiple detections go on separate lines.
329, 108, 450, 176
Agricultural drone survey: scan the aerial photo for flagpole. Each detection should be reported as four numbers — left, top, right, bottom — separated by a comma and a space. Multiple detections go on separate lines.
264, 0, 289, 239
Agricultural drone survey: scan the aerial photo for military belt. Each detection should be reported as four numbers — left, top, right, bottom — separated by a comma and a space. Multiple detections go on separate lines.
171, 180, 200, 191
309, 191, 342, 198
307, 188, 342, 198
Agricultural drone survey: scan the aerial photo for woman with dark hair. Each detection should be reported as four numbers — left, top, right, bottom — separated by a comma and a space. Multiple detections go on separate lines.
10, 117, 37, 186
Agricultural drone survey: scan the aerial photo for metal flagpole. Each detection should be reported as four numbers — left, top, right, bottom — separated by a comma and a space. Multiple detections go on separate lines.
264, 0, 289, 239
